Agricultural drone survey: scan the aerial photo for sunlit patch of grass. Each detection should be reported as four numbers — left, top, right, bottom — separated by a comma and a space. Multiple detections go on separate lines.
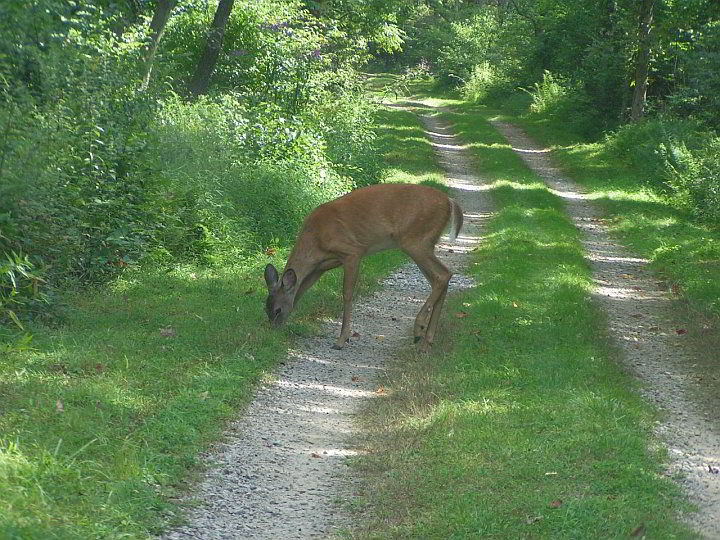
488, 108, 720, 317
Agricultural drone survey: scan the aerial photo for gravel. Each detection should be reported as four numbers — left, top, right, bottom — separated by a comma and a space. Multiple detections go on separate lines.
160, 104, 492, 540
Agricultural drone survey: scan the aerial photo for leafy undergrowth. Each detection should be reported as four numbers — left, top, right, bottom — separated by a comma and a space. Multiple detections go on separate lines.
349, 97, 694, 538
0, 103, 434, 538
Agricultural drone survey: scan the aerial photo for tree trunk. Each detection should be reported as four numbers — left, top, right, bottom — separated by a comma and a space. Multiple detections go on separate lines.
140, 0, 177, 91
630, 0, 654, 122
187, 0, 236, 98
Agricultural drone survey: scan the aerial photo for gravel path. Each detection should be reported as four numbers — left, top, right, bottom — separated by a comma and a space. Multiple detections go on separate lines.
490, 120, 720, 539
161, 104, 492, 540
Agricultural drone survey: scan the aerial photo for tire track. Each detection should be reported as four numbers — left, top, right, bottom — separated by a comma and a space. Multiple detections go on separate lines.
491, 120, 720, 539
160, 105, 492, 540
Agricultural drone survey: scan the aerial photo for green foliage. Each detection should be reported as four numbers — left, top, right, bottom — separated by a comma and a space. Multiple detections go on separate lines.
461, 62, 499, 103
0, 252, 47, 330
0, 0, 383, 326
607, 118, 720, 221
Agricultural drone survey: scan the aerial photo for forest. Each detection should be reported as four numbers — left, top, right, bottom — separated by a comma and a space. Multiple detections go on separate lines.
1, 0, 718, 334
1, 0, 719, 537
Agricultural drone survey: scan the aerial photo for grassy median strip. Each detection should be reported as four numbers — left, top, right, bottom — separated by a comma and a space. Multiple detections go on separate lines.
349, 101, 694, 538
489, 107, 720, 318
0, 104, 434, 539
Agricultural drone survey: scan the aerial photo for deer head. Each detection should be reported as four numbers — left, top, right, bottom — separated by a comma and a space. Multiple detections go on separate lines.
264, 264, 297, 326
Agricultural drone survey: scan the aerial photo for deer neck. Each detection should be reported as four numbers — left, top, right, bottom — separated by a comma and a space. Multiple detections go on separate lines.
284, 232, 323, 285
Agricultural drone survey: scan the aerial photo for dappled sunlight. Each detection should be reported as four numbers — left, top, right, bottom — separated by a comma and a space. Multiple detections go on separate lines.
289, 350, 388, 371
275, 379, 380, 399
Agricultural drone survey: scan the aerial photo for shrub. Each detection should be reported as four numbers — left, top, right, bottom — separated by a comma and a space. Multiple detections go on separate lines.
608, 117, 720, 220
461, 62, 499, 103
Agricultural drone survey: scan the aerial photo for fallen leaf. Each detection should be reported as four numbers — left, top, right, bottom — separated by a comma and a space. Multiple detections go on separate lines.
549, 499, 563, 509
630, 524, 646, 537
676, 328, 688, 335
455, 311, 469, 318
462, 302, 471, 307
512, 302, 518, 308
375, 387, 386, 394
265, 247, 276, 256
352, 331, 361, 338
199, 391, 209, 400
56, 400, 64, 413
95, 363, 106, 372
311, 452, 322, 458
351, 376, 360, 382
160, 327, 177, 338
526, 515, 543, 525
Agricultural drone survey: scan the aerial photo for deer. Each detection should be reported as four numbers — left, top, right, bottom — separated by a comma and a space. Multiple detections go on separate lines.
264, 183, 463, 352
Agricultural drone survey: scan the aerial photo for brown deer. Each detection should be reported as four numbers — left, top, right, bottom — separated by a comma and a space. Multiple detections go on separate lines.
264, 183, 463, 351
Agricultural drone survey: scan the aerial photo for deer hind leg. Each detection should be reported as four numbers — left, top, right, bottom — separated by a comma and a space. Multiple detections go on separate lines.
332, 255, 361, 350
405, 247, 452, 351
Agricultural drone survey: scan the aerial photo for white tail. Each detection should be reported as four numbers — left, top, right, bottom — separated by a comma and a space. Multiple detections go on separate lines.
264, 183, 463, 351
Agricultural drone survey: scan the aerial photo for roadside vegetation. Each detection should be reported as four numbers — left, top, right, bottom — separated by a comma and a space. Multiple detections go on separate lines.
0, 97, 434, 539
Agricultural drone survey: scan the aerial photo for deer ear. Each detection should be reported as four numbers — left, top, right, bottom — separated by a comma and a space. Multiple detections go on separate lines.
281, 269, 297, 290
264, 264, 279, 289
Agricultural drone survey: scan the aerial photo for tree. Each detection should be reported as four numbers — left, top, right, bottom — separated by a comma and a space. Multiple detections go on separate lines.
140, 0, 177, 90
187, 0, 235, 97
630, 0, 654, 121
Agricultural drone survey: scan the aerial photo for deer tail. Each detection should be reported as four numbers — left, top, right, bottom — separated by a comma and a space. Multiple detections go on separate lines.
448, 198, 464, 241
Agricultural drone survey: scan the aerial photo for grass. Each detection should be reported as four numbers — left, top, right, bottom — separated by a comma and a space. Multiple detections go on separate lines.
485, 102, 720, 317
349, 89, 694, 538
0, 101, 437, 538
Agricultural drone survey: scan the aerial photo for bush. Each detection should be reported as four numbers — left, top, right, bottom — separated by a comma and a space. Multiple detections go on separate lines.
461, 62, 499, 103
0, 0, 381, 326
525, 71, 606, 140
608, 117, 720, 220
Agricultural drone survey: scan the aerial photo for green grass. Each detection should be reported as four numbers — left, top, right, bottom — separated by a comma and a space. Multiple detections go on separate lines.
0, 101, 439, 538
483, 100, 720, 317
349, 94, 694, 538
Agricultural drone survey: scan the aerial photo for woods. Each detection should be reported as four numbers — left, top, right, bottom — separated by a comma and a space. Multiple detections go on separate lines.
2, 0, 718, 337
1, 1, 720, 537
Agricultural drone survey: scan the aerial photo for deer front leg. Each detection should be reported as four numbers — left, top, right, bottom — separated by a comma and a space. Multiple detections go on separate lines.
423, 283, 449, 352
332, 256, 361, 350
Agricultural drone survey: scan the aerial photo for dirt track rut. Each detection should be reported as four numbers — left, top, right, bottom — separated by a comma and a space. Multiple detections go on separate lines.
160, 103, 492, 539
